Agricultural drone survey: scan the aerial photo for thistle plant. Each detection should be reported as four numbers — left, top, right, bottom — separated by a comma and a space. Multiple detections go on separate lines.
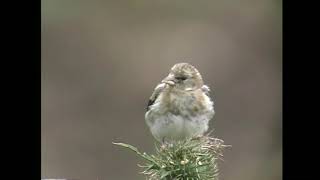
113, 134, 229, 180
115, 63, 229, 179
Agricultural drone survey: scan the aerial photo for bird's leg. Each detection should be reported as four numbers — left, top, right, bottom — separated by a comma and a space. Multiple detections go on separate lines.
162, 136, 166, 144
191, 134, 203, 141
160, 137, 167, 150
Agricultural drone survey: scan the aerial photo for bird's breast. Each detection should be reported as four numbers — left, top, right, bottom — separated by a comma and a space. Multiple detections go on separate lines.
164, 91, 207, 117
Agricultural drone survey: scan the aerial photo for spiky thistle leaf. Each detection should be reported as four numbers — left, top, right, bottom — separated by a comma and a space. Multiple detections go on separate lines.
113, 135, 230, 180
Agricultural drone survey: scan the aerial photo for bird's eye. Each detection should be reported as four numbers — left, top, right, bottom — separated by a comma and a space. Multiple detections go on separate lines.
175, 76, 187, 81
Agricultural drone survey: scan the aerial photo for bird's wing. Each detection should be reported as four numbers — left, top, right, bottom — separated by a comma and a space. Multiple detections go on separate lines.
146, 83, 166, 111
201, 85, 211, 96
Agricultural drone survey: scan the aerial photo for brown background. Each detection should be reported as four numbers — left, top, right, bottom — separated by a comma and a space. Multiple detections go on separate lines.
42, 0, 282, 179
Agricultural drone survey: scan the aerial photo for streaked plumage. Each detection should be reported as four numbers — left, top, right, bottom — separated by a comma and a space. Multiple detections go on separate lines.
145, 63, 215, 142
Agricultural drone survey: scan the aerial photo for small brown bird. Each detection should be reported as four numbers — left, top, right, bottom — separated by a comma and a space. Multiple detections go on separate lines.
145, 63, 214, 142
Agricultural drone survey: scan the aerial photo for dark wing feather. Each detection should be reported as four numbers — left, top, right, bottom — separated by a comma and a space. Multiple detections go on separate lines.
146, 83, 166, 111
147, 99, 156, 111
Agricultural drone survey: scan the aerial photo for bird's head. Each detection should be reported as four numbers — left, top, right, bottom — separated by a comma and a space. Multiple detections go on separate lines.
161, 63, 204, 91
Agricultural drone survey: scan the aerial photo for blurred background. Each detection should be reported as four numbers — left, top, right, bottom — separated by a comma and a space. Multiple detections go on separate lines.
41, 0, 282, 180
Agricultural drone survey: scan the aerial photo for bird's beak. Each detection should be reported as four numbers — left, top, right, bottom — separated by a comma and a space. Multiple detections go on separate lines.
161, 74, 175, 86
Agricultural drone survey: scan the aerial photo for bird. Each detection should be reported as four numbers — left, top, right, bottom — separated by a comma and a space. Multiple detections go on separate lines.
145, 63, 215, 142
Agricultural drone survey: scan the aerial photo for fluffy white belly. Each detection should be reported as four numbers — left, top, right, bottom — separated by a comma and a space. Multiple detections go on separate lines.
146, 112, 210, 142
145, 87, 214, 142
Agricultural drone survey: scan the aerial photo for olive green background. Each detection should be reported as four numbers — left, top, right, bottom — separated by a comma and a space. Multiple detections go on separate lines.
42, 1, 282, 179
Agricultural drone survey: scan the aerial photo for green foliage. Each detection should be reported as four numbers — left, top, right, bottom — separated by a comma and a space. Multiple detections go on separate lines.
113, 135, 229, 180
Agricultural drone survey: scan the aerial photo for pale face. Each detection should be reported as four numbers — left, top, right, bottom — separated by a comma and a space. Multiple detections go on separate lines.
161, 63, 203, 91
